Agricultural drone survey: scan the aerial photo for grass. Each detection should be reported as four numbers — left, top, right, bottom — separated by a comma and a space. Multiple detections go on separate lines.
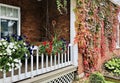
73, 78, 119, 83
105, 81, 115, 83
105, 77, 120, 83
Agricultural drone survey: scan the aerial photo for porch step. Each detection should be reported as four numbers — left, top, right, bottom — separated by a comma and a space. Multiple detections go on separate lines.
18, 65, 77, 83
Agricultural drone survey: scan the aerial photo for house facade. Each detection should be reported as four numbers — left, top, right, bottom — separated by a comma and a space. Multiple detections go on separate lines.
0, 0, 78, 83
0, 0, 120, 83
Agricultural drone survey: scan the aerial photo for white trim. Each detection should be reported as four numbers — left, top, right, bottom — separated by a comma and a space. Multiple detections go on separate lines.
110, 0, 120, 6
116, 25, 119, 48
0, 18, 1, 38
0, 16, 19, 20
70, 0, 78, 66
116, 12, 120, 48
0, 3, 20, 9
18, 8, 21, 35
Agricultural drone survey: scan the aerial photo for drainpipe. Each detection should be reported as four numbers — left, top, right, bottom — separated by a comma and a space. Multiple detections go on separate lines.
70, 0, 78, 67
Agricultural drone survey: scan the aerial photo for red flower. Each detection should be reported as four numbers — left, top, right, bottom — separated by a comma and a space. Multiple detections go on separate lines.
42, 41, 47, 45
83, 60, 88, 65
50, 44, 52, 50
85, 73, 90, 77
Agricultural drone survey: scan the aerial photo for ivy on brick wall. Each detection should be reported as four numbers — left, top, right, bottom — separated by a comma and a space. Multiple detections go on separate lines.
75, 0, 119, 76
56, 0, 67, 14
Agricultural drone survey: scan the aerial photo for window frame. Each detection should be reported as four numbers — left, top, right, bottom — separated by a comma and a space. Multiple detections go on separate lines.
0, 3, 20, 38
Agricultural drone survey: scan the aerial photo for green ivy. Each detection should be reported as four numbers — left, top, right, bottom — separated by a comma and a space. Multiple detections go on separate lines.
56, 0, 67, 14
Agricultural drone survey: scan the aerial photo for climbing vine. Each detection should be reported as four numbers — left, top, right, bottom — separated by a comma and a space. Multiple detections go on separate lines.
56, 0, 67, 14
75, 0, 119, 76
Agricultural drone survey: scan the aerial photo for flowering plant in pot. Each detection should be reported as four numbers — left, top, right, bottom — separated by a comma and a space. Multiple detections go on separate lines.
0, 35, 32, 72
39, 35, 67, 55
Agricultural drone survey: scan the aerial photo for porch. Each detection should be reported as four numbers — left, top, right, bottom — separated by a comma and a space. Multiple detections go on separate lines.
0, 0, 78, 83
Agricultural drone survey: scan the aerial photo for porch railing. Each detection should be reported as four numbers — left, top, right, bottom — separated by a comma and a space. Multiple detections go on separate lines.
0, 44, 73, 83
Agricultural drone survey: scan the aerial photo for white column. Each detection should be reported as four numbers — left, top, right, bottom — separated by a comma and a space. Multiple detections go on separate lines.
70, 0, 78, 66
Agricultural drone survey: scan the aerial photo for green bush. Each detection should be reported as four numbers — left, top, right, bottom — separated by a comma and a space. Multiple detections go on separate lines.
104, 58, 120, 76
89, 72, 105, 83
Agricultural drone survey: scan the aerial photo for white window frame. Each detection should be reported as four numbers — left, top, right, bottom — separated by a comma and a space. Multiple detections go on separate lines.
0, 3, 20, 38
116, 12, 120, 48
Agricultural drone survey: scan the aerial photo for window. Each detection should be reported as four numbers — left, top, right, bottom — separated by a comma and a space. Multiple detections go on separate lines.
0, 3, 20, 38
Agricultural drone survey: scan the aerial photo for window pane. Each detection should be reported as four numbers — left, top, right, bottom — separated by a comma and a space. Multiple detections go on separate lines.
1, 6, 6, 16
13, 9, 18, 18
1, 19, 17, 37
6, 7, 13, 17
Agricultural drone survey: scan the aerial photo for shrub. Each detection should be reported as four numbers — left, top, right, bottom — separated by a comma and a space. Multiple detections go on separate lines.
89, 72, 105, 83
104, 58, 120, 76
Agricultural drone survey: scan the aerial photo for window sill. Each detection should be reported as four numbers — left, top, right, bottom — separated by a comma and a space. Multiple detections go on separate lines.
116, 46, 120, 49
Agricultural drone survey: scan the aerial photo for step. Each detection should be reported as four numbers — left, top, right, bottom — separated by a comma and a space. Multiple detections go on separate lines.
18, 65, 77, 83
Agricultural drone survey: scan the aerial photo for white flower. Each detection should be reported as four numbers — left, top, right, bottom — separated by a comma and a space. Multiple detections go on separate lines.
7, 63, 11, 66
12, 49, 15, 52
9, 57, 12, 60
0, 53, 2, 55
3, 42, 7, 45
15, 63, 20, 68
23, 43, 26, 45
0, 43, 2, 46
9, 68, 12, 72
8, 43, 14, 49
14, 46, 18, 49
14, 59, 19, 63
0, 69, 2, 71
14, 67, 18, 70
6, 48, 12, 55
1, 39, 5, 41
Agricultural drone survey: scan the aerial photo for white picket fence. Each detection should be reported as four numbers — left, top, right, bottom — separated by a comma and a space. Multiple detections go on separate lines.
0, 44, 73, 83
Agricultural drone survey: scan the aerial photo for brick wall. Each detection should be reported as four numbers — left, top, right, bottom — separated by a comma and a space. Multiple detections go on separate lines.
0, 0, 43, 42
0, 0, 70, 43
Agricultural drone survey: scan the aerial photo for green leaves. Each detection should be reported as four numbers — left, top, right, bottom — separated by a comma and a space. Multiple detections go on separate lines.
0, 35, 31, 72
89, 72, 106, 83
104, 58, 120, 76
39, 35, 67, 55
56, 0, 67, 14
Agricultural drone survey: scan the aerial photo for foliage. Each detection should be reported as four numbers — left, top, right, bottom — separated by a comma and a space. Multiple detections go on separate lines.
0, 35, 31, 72
104, 58, 120, 76
89, 72, 106, 83
56, 0, 67, 14
39, 35, 67, 55
75, 0, 119, 76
